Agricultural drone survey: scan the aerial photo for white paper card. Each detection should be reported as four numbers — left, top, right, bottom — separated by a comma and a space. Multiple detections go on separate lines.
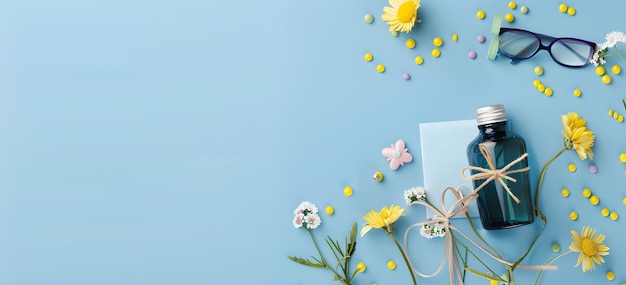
419, 119, 479, 218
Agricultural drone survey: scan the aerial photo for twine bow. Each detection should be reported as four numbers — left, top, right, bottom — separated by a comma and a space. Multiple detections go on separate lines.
461, 144, 530, 203
404, 186, 556, 285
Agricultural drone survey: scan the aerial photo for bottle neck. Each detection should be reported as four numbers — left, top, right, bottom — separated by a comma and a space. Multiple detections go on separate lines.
478, 120, 508, 140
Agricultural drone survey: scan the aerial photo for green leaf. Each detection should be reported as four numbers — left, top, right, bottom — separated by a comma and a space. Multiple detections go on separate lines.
333, 274, 341, 281
287, 256, 325, 268
622, 99, 626, 111
464, 267, 503, 282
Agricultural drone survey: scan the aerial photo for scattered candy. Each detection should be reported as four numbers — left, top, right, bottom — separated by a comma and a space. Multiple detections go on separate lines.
589, 164, 598, 173
373, 171, 384, 182
432, 48, 441, 58
569, 211, 578, 220
520, 5, 529, 14
558, 3, 568, 13
477, 34, 486, 43
607, 271, 615, 281
537, 84, 546, 92
612, 64, 621, 74
381, 139, 413, 170
469, 51, 477, 59
534, 65, 544, 75
504, 13, 515, 22
568, 163, 577, 172
544, 88, 553, 97
602, 74, 612, 84
402, 73, 410, 80
624, 197, 626, 205
620, 153, 626, 163
561, 188, 570, 197
533, 79, 541, 88
573, 88, 582, 97
609, 110, 624, 123
551, 243, 560, 252
567, 6, 576, 16
364, 53, 373, 62
452, 34, 458, 42
344, 186, 353, 197
476, 10, 486, 20
508, 1, 517, 9
376, 64, 386, 73
387, 260, 396, 270
433, 37, 443, 47
610, 211, 619, 220
590, 195, 600, 205
391, 31, 399, 37
406, 38, 416, 49
415, 56, 424, 65
325, 205, 335, 215
602, 208, 610, 216
364, 14, 374, 24
582, 188, 591, 198
357, 262, 367, 272
596, 66, 606, 76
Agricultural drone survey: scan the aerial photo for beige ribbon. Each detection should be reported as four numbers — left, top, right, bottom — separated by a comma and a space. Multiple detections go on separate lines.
461, 144, 530, 203
403, 186, 556, 285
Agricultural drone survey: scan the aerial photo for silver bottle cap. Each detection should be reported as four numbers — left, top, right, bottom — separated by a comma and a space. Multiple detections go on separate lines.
476, 104, 507, 126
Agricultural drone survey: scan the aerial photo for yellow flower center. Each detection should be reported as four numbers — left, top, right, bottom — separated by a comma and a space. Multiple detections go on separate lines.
581, 238, 598, 257
397, 2, 417, 23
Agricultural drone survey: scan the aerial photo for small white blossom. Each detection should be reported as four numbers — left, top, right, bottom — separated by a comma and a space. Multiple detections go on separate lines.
419, 225, 434, 238
293, 213, 305, 228
606, 31, 626, 47
304, 212, 321, 229
419, 222, 446, 238
297, 201, 318, 215
404, 186, 426, 204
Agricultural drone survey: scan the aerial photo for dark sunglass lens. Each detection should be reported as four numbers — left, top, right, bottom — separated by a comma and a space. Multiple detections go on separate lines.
499, 30, 540, 59
550, 39, 594, 67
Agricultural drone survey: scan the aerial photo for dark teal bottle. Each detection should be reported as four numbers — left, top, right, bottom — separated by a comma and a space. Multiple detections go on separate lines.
466, 105, 534, 230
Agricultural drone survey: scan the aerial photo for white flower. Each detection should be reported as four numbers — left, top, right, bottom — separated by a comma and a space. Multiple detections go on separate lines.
296, 201, 318, 215
304, 213, 321, 229
606, 31, 626, 47
420, 225, 434, 238
404, 186, 426, 204
293, 213, 305, 228
419, 222, 446, 238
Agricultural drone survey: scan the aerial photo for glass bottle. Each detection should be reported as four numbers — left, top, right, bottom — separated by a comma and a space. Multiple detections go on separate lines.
466, 104, 534, 230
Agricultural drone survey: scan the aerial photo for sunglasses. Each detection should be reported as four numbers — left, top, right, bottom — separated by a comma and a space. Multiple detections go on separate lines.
497, 28, 598, 68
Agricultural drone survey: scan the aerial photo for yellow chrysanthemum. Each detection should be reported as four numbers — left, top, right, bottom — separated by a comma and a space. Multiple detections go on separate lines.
381, 0, 421, 33
569, 226, 609, 272
561, 112, 595, 160
360, 204, 405, 236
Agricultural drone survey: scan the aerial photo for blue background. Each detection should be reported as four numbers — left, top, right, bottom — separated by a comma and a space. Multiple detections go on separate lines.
1, 0, 625, 284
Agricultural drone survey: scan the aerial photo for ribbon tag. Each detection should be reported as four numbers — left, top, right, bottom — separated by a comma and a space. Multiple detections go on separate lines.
461, 143, 530, 204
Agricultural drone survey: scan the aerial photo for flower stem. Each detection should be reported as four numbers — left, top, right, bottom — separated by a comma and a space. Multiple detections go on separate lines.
534, 147, 567, 216
533, 251, 572, 285
308, 229, 343, 281
390, 232, 418, 285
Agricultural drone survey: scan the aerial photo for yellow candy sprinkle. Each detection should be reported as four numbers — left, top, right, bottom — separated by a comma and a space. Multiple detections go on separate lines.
561, 188, 570, 197
373, 171, 384, 182
325, 205, 334, 215
582, 188, 592, 198
609, 109, 614, 116
596, 66, 606, 76
544, 88, 553, 96
364, 53, 373, 62
391, 31, 399, 37
504, 13, 515, 23
602, 208, 610, 216
612, 64, 621, 74
476, 10, 486, 20
567, 7, 576, 16
406, 38, 416, 49
533, 79, 541, 87
569, 211, 578, 220
568, 163, 577, 172
376, 64, 385, 73
433, 37, 443, 47
573, 88, 582, 97
610, 212, 619, 220
618, 115, 624, 123
431, 48, 441, 58
489, 280, 499, 285
590, 195, 600, 205
624, 197, 626, 205
551, 243, 560, 252
607, 271, 615, 281
508, 1, 517, 9
537, 84, 546, 92
534, 65, 544, 75
620, 153, 626, 162
415, 55, 424, 65
344, 186, 353, 197
558, 3, 568, 13
364, 14, 374, 24
614, 112, 619, 119
357, 262, 366, 272
387, 260, 396, 270
452, 34, 458, 42
520, 6, 529, 14
602, 74, 612, 84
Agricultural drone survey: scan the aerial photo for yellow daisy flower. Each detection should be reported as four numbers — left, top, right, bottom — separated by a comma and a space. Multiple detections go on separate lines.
569, 226, 610, 272
360, 204, 405, 236
381, 0, 421, 33
561, 112, 595, 160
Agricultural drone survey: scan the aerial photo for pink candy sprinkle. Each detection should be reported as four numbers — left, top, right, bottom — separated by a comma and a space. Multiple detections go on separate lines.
469, 51, 477, 59
402, 73, 410, 80
477, 35, 486, 43
589, 165, 598, 173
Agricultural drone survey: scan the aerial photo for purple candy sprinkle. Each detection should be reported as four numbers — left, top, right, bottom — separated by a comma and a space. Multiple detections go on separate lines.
469, 51, 477, 59
402, 73, 410, 80
589, 164, 598, 174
